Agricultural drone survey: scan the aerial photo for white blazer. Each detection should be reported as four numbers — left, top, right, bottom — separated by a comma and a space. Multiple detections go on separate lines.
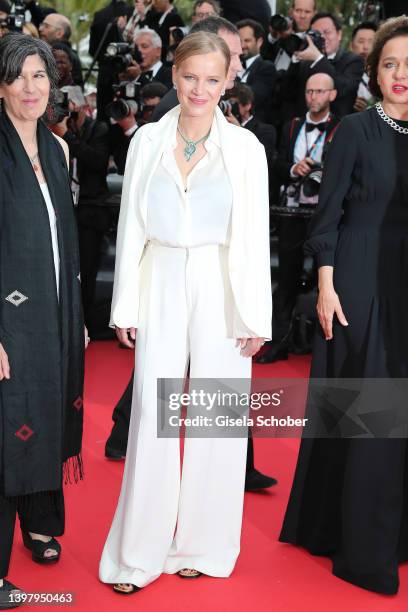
110, 105, 272, 339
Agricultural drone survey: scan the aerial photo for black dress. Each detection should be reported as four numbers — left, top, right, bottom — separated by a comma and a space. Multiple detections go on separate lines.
279, 107, 408, 595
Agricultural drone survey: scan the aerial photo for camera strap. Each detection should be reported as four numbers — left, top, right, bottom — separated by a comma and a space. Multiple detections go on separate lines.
305, 129, 325, 159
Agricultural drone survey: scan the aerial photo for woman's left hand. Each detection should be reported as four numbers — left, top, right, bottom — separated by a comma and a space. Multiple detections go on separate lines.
236, 338, 265, 358
84, 326, 90, 350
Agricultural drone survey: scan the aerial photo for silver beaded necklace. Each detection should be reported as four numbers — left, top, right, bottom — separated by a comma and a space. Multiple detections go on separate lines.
375, 102, 408, 134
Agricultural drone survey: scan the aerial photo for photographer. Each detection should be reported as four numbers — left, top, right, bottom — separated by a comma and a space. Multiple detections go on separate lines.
350, 21, 377, 112
258, 73, 339, 364
281, 11, 364, 120
124, 1, 154, 42
237, 18, 277, 123
50, 88, 111, 329
147, 0, 185, 56
108, 81, 168, 175
225, 84, 276, 198
122, 27, 172, 88
89, 0, 133, 121
0, 0, 25, 36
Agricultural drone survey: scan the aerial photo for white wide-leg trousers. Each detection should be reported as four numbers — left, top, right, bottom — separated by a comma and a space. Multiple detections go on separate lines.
99, 243, 251, 588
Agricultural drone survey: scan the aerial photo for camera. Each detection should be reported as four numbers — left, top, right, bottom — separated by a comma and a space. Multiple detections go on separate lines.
219, 100, 241, 121
280, 29, 325, 57
0, 0, 25, 32
50, 90, 71, 124
302, 162, 323, 198
105, 42, 143, 72
282, 162, 323, 207
105, 81, 141, 121
270, 14, 292, 33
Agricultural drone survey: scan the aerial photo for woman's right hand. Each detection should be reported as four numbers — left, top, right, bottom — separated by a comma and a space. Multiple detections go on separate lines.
0, 343, 10, 380
317, 286, 348, 341
116, 327, 136, 349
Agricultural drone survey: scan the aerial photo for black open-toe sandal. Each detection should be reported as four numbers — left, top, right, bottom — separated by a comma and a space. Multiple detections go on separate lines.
177, 569, 202, 579
0, 579, 25, 609
113, 583, 141, 595
21, 531, 61, 565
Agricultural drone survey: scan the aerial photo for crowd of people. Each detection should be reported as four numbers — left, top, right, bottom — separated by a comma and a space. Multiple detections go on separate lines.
0, 0, 400, 346
1, 0, 408, 608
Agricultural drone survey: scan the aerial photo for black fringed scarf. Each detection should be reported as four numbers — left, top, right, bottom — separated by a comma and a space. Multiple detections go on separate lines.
0, 111, 84, 506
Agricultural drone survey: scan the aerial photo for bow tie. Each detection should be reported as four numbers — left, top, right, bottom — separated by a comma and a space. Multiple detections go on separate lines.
305, 121, 328, 133
141, 70, 153, 82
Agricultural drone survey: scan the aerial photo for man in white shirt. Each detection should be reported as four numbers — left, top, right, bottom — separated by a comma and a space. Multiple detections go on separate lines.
257, 73, 339, 364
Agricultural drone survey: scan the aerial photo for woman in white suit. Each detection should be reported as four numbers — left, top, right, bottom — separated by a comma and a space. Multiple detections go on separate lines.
99, 31, 272, 594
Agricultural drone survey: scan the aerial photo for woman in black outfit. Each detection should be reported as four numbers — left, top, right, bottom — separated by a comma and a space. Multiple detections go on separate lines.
0, 34, 86, 608
280, 16, 408, 595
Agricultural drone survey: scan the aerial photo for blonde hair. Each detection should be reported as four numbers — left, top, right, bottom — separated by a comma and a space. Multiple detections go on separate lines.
174, 31, 231, 75
23, 22, 40, 38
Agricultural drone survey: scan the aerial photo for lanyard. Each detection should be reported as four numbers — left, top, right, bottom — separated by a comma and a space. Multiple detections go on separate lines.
304, 125, 325, 160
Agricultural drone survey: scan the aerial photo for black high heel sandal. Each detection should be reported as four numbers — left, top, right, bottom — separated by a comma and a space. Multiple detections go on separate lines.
21, 531, 61, 565
177, 569, 202, 579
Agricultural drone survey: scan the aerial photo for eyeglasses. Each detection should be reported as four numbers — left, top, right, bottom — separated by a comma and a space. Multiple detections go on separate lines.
305, 88, 333, 95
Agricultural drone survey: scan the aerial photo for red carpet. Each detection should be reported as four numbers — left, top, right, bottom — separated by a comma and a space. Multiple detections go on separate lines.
8, 341, 408, 611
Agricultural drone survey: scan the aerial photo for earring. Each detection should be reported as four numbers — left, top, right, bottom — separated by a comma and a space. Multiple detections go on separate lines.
221, 90, 225, 96
173, 84, 177, 90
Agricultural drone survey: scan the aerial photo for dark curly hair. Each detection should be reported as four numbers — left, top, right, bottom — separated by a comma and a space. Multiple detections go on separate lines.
367, 15, 408, 100
0, 32, 59, 111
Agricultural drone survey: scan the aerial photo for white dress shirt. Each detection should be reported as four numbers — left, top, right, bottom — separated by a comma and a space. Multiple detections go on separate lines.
146, 119, 233, 247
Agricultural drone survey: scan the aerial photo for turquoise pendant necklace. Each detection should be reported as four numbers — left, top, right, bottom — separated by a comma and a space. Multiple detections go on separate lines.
177, 123, 211, 162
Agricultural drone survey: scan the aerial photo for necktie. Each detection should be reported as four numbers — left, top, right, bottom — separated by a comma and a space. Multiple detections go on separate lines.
305, 122, 327, 133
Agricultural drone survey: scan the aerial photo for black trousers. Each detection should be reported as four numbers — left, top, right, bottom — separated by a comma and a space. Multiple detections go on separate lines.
0, 490, 65, 579
76, 206, 111, 329
272, 216, 310, 341
106, 372, 257, 473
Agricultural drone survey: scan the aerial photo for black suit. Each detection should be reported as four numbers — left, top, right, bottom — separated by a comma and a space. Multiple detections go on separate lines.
64, 117, 111, 328
139, 64, 173, 90
272, 113, 339, 342
281, 49, 364, 120
146, 6, 185, 53
220, 0, 271, 33
240, 56, 277, 124
151, 87, 178, 121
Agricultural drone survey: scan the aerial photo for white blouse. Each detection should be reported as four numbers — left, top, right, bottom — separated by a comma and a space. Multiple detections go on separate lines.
40, 182, 60, 298
146, 121, 233, 247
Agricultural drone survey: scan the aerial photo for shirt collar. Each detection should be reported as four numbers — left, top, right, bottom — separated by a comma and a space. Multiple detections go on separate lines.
305, 110, 331, 125
151, 60, 163, 77
245, 54, 260, 70
241, 115, 253, 127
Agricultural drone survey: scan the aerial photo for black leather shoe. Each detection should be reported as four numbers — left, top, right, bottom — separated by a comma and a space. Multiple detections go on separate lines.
255, 342, 289, 364
105, 446, 126, 461
245, 468, 278, 491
